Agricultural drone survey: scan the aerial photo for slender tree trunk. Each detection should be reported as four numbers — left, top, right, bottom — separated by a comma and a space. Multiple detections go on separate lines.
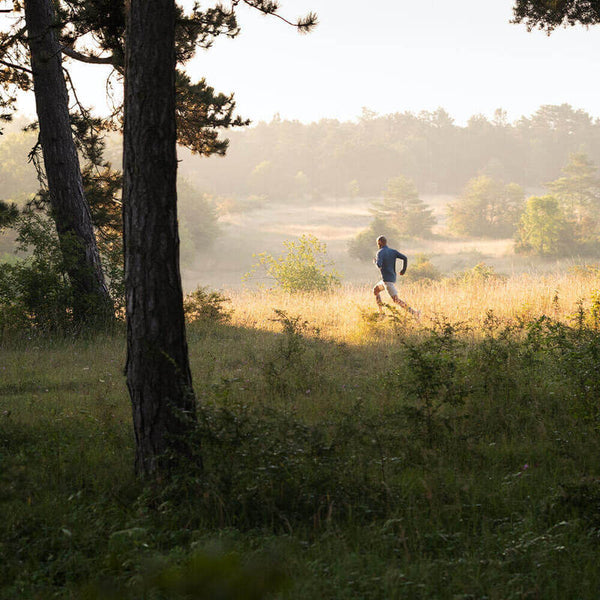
123, 0, 197, 476
24, 0, 113, 325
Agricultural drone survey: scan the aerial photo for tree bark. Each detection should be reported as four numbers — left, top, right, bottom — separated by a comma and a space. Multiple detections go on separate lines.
123, 0, 197, 476
24, 0, 113, 325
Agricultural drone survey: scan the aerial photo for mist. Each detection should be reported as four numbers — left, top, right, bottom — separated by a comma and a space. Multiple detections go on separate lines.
2, 102, 600, 292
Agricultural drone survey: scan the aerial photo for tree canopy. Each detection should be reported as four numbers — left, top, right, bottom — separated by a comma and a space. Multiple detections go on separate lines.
512, 0, 600, 32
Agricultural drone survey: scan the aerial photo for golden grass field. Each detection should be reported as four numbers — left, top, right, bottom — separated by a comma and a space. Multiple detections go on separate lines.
220, 272, 600, 344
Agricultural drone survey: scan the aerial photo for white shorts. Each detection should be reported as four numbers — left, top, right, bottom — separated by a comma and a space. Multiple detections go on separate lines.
376, 280, 398, 297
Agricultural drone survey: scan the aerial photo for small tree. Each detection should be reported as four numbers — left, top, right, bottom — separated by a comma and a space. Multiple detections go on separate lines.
370, 176, 435, 237
447, 175, 524, 238
515, 195, 573, 256
547, 152, 600, 242
246, 234, 341, 293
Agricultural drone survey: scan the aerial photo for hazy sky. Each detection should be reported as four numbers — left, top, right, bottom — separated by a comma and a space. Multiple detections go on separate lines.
14, 0, 600, 125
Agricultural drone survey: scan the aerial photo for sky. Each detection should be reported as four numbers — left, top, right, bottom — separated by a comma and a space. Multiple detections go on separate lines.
13, 0, 600, 125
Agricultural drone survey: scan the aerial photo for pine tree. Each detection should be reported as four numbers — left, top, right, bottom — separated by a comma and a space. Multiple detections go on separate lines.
23, 0, 113, 324
370, 176, 435, 238
547, 152, 600, 242
121, 0, 316, 477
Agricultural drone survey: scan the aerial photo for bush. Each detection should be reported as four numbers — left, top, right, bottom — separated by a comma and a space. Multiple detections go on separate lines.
404, 254, 442, 282
0, 208, 124, 333
183, 287, 232, 324
0, 212, 74, 332
347, 218, 402, 262
452, 262, 505, 283
245, 235, 341, 293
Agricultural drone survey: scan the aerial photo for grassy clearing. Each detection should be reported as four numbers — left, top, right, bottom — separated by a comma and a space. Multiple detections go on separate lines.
2, 276, 600, 598
228, 272, 600, 340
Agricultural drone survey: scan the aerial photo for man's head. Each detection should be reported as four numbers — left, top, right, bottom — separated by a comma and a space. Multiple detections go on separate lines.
376, 235, 387, 248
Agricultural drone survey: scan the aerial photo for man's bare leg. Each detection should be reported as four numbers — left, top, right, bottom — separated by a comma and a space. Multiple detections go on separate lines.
373, 284, 385, 313
392, 295, 420, 318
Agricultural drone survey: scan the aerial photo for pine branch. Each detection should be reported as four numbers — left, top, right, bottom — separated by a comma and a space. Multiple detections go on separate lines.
0, 58, 32, 73
238, 0, 318, 32
61, 46, 114, 65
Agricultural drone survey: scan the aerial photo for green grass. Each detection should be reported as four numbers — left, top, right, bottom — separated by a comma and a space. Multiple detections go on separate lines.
2, 309, 600, 599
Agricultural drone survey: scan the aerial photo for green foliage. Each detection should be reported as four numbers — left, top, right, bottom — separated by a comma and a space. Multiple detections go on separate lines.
515, 195, 574, 256
0, 211, 74, 332
370, 176, 435, 237
547, 152, 600, 244
452, 262, 506, 283
5, 302, 600, 598
347, 217, 401, 262
0, 207, 123, 333
183, 103, 600, 201
384, 315, 467, 445
245, 234, 341, 293
0, 200, 18, 229
447, 175, 524, 238
512, 0, 600, 32
404, 254, 441, 282
183, 287, 231, 324
261, 309, 315, 398
178, 180, 220, 265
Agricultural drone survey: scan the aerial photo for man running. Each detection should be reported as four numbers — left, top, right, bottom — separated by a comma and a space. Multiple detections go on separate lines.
373, 235, 419, 317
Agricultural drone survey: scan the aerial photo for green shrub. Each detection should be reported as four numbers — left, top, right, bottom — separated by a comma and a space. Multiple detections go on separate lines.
347, 217, 401, 262
245, 234, 341, 293
0, 212, 74, 332
183, 287, 232, 324
452, 261, 505, 283
404, 254, 442, 282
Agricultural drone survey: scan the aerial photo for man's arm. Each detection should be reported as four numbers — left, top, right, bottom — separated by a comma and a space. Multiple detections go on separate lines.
396, 251, 407, 275
375, 249, 383, 268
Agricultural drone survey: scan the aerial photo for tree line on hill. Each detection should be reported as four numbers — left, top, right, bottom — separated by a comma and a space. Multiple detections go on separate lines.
185, 104, 600, 200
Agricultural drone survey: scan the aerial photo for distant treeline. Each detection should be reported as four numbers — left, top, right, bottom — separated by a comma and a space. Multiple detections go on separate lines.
183, 104, 600, 198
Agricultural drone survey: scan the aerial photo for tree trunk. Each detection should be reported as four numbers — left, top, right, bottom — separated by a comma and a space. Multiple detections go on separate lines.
123, 0, 197, 476
24, 0, 113, 325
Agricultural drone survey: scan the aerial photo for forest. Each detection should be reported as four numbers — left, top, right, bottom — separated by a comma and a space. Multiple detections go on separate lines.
181, 103, 600, 199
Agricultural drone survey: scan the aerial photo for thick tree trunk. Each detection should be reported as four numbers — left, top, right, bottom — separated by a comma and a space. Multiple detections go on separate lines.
24, 0, 113, 325
123, 0, 197, 476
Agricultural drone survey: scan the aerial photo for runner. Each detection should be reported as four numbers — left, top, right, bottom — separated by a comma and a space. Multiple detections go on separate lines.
373, 235, 420, 318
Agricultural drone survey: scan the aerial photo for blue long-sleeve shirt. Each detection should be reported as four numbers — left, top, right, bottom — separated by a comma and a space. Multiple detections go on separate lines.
376, 246, 407, 283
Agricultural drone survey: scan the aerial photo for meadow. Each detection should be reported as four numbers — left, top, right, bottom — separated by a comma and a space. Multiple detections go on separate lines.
2, 273, 600, 598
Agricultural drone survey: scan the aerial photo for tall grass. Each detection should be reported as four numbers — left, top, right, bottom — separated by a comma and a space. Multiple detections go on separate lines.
231, 272, 599, 341
2, 272, 600, 598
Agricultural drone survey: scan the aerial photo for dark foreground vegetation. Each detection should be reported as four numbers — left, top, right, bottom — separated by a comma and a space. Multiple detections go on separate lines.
2, 302, 600, 599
